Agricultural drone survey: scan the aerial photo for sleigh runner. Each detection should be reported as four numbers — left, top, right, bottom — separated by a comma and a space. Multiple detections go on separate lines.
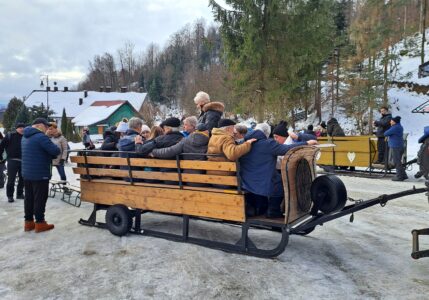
71, 146, 429, 258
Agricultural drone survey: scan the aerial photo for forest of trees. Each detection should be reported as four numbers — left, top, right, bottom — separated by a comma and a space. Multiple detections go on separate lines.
77, 0, 429, 133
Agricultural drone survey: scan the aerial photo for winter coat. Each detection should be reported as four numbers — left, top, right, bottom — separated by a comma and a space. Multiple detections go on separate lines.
418, 126, 429, 144
239, 130, 306, 197
207, 128, 251, 162
0, 131, 23, 160
117, 129, 142, 158
101, 132, 118, 151
22, 127, 60, 181
50, 134, 68, 166
82, 132, 94, 149
374, 113, 392, 138
327, 118, 345, 137
384, 123, 404, 148
152, 131, 209, 160
135, 131, 184, 157
198, 102, 225, 131
304, 130, 316, 137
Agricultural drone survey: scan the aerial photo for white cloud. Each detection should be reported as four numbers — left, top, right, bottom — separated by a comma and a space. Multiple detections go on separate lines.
0, 0, 215, 102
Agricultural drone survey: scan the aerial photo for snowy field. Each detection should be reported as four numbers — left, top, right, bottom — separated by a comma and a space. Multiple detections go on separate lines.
0, 164, 429, 299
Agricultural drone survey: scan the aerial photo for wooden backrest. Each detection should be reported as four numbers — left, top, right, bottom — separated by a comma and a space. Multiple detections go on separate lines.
281, 146, 319, 224
70, 154, 239, 187
316, 136, 378, 167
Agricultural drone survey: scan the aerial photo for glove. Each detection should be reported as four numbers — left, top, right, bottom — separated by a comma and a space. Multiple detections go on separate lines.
60, 159, 65, 165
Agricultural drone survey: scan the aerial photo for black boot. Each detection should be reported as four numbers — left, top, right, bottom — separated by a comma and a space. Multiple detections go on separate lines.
8, 197, 14, 203
266, 196, 283, 218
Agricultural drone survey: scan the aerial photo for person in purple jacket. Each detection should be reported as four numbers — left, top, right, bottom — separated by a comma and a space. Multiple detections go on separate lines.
384, 116, 407, 181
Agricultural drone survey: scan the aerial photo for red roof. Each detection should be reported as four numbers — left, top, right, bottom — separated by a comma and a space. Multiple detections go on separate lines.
91, 100, 126, 107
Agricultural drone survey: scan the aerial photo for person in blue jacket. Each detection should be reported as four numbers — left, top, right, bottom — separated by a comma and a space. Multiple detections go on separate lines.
384, 116, 407, 181
22, 118, 60, 233
415, 126, 429, 179
239, 123, 318, 217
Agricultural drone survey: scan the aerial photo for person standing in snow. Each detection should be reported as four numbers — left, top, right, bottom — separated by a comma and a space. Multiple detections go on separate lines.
415, 126, 429, 179
46, 123, 68, 182
22, 118, 60, 233
82, 127, 94, 150
373, 106, 392, 164
0, 122, 25, 202
194, 91, 225, 132
384, 116, 407, 181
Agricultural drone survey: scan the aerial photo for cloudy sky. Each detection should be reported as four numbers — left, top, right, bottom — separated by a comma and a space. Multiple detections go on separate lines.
0, 0, 217, 104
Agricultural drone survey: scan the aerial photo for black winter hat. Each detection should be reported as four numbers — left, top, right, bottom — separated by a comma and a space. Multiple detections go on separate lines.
218, 118, 236, 128
32, 118, 50, 127
307, 124, 314, 131
272, 121, 289, 137
15, 122, 25, 128
196, 123, 208, 131
320, 121, 327, 129
160, 117, 181, 128
392, 116, 401, 123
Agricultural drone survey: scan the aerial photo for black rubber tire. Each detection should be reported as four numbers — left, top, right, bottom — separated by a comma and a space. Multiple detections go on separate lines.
105, 204, 132, 236
311, 175, 347, 214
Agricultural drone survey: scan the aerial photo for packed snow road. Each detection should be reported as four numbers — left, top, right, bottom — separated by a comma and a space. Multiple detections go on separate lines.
0, 166, 428, 299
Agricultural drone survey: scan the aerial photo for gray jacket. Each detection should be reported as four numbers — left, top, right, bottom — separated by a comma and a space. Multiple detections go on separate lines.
152, 131, 209, 160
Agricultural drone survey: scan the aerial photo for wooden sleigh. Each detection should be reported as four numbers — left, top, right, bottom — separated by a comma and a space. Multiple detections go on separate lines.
71, 146, 428, 258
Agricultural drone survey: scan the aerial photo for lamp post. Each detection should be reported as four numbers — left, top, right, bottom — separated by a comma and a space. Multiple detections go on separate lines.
39, 74, 49, 118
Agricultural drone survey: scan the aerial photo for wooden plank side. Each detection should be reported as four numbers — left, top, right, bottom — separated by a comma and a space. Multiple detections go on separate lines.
80, 181, 245, 222
80, 178, 241, 194
73, 167, 238, 186
71, 156, 237, 172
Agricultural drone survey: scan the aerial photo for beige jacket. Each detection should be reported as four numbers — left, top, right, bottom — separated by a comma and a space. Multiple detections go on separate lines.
50, 134, 68, 165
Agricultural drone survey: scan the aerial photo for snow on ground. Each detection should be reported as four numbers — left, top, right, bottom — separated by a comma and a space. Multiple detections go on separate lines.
1, 165, 429, 299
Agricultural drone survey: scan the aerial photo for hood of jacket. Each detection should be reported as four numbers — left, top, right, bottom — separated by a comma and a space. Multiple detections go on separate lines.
244, 129, 267, 141
23, 127, 44, 138
117, 129, 139, 151
419, 126, 429, 143
188, 131, 209, 147
202, 101, 225, 113
327, 118, 338, 125
211, 127, 233, 138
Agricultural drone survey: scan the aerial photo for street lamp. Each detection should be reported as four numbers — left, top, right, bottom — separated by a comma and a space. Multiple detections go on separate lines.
40, 74, 49, 118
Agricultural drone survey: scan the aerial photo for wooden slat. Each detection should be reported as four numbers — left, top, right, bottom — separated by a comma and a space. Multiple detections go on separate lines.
73, 167, 238, 186
80, 181, 245, 222
80, 178, 241, 194
70, 156, 237, 172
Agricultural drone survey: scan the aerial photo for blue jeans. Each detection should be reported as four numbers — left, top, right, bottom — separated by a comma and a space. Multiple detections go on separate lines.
55, 165, 67, 181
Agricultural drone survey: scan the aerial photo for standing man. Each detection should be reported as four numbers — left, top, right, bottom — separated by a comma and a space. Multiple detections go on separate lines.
194, 91, 225, 132
373, 106, 392, 164
0, 122, 25, 202
22, 118, 60, 233
384, 116, 407, 181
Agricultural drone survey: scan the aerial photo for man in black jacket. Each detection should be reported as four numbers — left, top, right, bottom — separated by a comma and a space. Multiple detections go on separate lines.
0, 123, 25, 202
373, 106, 392, 164
194, 91, 225, 132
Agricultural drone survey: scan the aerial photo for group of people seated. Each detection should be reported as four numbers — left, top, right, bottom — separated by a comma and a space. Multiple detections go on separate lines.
87, 91, 318, 218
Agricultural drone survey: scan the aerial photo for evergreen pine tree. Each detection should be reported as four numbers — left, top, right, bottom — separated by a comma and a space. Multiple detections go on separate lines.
61, 108, 68, 137
3, 97, 24, 133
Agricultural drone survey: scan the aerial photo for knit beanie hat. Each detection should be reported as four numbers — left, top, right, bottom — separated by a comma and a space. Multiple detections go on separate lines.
392, 116, 401, 123
160, 117, 181, 128
272, 121, 289, 137
116, 121, 129, 133
218, 119, 236, 128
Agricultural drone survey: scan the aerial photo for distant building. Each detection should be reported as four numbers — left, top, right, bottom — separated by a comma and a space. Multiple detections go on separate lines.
24, 89, 147, 129
72, 100, 141, 134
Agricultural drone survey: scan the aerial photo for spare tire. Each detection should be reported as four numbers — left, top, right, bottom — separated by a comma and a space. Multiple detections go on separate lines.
105, 204, 132, 236
311, 175, 347, 214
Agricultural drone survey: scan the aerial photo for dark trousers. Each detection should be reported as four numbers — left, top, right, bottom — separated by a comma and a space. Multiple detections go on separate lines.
245, 193, 268, 215
377, 137, 387, 163
24, 180, 49, 222
7, 160, 24, 197
392, 147, 407, 179
0, 163, 5, 188
55, 165, 67, 181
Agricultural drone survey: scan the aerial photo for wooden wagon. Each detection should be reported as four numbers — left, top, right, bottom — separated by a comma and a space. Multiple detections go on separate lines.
70, 146, 427, 258
316, 135, 409, 175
